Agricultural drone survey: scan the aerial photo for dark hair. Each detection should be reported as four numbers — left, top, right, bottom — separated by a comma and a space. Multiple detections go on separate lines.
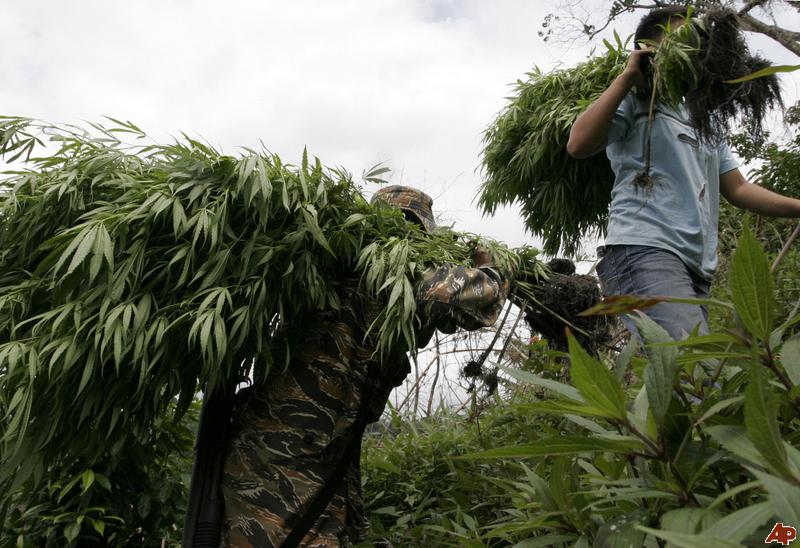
634, 6, 690, 47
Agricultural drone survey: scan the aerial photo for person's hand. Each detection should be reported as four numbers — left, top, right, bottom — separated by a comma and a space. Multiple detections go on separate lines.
620, 47, 654, 88
473, 246, 492, 267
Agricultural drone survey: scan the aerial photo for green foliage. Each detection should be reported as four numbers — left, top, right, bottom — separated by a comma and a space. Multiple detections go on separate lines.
2, 401, 196, 547
725, 64, 800, 84
729, 222, 775, 340
566, 330, 627, 420
0, 117, 537, 510
717, 127, 800, 323
479, 8, 782, 255
360, 402, 569, 547
362, 228, 800, 547
478, 34, 628, 255
634, 313, 679, 427
649, 9, 782, 143
645, 11, 703, 107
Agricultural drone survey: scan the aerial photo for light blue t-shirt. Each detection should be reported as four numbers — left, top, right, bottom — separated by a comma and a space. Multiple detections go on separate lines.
605, 93, 739, 281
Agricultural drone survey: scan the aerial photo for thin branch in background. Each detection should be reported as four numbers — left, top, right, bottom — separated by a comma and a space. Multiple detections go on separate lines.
738, 13, 800, 56
412, 352, 420, 417
474, 297, 516, 368
453, 395, 471, 415
469, 304, 528, 422
494, 301, 528, 369
770, 221, 800, 273
427, 331, 442, 417
387, 305, 534, 419
396, 355, 437, 414
790, 292, 800, 319
738, 0, 769, 17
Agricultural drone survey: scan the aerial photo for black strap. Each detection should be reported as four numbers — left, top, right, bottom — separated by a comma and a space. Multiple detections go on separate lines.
280, 415, 369, 548
183, 386, 236, 547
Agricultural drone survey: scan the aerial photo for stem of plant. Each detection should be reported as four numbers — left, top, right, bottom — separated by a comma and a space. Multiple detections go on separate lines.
761, 351, 800, 409
494, 300, 527, 367
475, 295, 515, 368
671, 423, 694, 470
637, 73, 660, 188
708, 342, 734, 397
771, 220, 800, 274
427, 331, 442, 417
670, 462, 699, 506
619, 418, 661, 457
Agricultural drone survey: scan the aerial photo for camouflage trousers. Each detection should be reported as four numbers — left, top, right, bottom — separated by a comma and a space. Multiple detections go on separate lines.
221, 346, 371, 547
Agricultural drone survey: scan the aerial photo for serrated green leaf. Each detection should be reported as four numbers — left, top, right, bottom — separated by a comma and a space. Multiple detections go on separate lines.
749, 468, 800, 525
637, 526, 744, 548
745, 354, 791, 478
614, 337, 637, 380
706, 424, 763, 465
702, 502, 773, 542
300, 205, 334, 256
634, 312, 679, 427
568, 330, 627, 419
694, 395, 744, 426
499, 365, 583, 401
594, 509, 648, 548
729, 222, 774, 340
67, 225, 99, 275
779, 336, 800, 385
661, 507, 719, 535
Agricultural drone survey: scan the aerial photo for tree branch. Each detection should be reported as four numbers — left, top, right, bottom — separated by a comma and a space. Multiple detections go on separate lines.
738, 0, 769, 17
738, 13, 800, 57
587, 2, 661, 41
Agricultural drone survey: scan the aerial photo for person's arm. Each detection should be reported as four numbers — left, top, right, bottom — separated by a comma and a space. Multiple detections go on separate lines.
414, 248, 508, 348
566, 49, 652, 159
720, 168, 800, 217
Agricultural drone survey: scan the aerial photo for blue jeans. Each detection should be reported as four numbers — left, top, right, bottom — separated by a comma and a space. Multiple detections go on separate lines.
596, 245, 711, 340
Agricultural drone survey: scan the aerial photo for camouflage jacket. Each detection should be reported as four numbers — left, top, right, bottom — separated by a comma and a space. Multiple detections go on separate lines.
222, 264, 506, 547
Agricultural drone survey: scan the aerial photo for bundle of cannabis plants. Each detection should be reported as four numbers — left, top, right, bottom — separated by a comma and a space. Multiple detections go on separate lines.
0, 117, 537, 496
479, 8, 783, 255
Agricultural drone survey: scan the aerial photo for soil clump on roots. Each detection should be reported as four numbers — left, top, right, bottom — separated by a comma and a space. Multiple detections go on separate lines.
523, 260, 611, 355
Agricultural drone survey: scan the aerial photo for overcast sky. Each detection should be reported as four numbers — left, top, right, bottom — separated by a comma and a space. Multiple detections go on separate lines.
3, 0, 799, 254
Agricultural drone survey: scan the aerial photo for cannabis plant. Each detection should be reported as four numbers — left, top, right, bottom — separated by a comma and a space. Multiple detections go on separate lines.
0, 116, 539, 516
479, 8, 785, 255
458, 224, 800, 546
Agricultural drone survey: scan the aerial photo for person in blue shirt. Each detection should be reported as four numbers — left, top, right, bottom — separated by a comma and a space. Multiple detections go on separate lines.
566, 6, 800, 340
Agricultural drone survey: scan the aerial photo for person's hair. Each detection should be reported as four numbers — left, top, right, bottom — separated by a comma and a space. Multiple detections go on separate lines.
634, 6, 690, 48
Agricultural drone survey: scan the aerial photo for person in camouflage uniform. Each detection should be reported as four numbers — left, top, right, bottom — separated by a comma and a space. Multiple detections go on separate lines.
221, 186, 508, 547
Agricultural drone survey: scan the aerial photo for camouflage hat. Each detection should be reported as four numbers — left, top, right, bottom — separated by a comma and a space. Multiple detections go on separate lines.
370, 185, 436, 232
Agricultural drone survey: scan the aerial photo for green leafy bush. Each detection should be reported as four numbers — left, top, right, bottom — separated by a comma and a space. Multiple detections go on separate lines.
0, 116, 536, 500
478, 36, 627, 256
717, 127, 800, 320
479, 9, 783, 255
363, 225, 800, 547
2, 401, 197, 547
